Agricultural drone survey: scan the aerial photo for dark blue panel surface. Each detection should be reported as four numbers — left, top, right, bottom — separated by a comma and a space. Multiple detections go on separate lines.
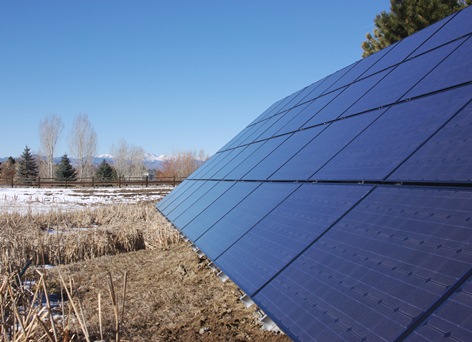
165, 181, 217, 221
406, 276, 472, 342
411, 6, 472, 57
272, 109, 385, 181
210, 143, 263, 180
255, 97, 289, 123
403, 36, 472, 100
156, 179, 191, 211
274, 89, 342, 136
181, 181, 260, 240
196, 149, 239, 179
225, 135, 290, 180
187, 152, 222, 180
363, 17, 444, 77
158, 180, 204, 215
236, 114, 291, 147
256, 102, 313, 140
254, 186, 472, 342
389, 93, 472, 183
244, 127, 324, 181
300, 67, 353, 103
344, 38, 463, 117
302, 70, 388, 129
314, 88, 471, 181
171, 181, 234, 228
194, 182, 300, 261
324, 42, 397, 92
214, 183, 373, 297
220, 123, 261, 151
166, 181, 219, 221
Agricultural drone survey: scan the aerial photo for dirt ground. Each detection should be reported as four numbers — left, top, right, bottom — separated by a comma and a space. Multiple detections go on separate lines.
50, 242, 290, 341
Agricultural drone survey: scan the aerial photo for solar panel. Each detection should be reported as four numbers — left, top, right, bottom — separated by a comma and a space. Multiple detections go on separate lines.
313, 87, 472, 181
411, 7, 472, 57
402, 36, 472, 100
156, 6, 472, 341
213, 183, 373, 296
389, 91, 472, 183
253, 187, 472, 341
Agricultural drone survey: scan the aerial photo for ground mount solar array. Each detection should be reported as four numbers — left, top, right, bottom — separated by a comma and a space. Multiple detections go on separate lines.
157, 7, 472, 341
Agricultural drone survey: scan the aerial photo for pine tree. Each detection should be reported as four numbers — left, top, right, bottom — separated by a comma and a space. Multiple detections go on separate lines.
362, 0, 470, 57
55, 154, 78, 181
95, 159, 116, 181
17, 146, 39, 183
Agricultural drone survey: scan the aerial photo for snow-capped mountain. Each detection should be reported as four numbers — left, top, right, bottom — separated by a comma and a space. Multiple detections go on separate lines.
96, 152, 166, 170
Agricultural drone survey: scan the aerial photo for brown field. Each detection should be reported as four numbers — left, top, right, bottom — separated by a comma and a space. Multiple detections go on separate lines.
0, 198, 289, 341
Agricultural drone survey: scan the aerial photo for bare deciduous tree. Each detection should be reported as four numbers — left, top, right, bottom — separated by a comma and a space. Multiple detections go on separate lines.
39, 114, 63, 178
111, 139, 146, 179
129, 145, 146, 178
111, 139, 129, 180
69, 114, 97, 178
159, 149, 209, 179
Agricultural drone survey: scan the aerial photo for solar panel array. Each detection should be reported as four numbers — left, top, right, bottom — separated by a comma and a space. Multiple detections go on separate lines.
157, 7, 472, 341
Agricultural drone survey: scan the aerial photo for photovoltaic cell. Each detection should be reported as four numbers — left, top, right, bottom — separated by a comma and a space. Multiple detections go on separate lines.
165, 181, 219, 221
411, 6, 472, 57
158, 180, 204, 215
313, 88, 472, 181
181, 181, 260, 241
210, 143, 263, 179
324, 42, 397, 92
300, 66, 354, 103
171, 181, 234, 228
194, 182, 299, 260
301, 70, 388, 129
363, 16, 445, 77
253, 186, 472, 341
405, 276, 472, 341
161, 181, 211, 221
389, 92, 472, 183
402, 36, 472, 100
255, 102, 313, 140
214, 183, 373, 296
270, 108, 385, 181
244, 127, 324, 181
275, 89, 342, 135
344, 38, 463, 117
224, 135, 290, 180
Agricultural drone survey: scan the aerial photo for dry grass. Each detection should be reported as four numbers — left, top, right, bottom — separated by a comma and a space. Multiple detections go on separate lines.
0, 202, 181, 341
0, 200, 287, 341
0, 203, 180, 267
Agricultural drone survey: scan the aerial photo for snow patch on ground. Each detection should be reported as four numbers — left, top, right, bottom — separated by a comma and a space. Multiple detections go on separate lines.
0, 186, 172, 214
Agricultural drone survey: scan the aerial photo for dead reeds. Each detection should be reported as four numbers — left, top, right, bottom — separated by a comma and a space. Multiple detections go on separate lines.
0, 203, 180, 267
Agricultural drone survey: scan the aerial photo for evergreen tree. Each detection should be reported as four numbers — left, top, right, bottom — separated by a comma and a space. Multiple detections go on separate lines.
362, 0, 470, 57
95, 159, 116, 181
55, 154, 78, 181
17, 146, 39, 183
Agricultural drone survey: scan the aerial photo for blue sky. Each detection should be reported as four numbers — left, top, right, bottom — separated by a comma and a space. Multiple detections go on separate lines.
0, 1, 391, 158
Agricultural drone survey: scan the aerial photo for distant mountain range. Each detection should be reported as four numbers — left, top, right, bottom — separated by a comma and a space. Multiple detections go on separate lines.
0, 153, 171, 170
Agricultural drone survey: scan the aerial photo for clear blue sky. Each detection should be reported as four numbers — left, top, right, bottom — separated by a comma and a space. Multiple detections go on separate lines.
0, 1, 391, 158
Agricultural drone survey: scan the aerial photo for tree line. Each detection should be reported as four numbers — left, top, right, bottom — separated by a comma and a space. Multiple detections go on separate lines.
0, 113, 209, 184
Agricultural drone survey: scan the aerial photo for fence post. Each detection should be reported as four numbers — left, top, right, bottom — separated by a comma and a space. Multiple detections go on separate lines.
11, 176, 14, 188
173, 175, 176, 187
38, 177, 41, 188
145, 176, 148, 187
119, 176, 121, 188
92, 177, 95, 188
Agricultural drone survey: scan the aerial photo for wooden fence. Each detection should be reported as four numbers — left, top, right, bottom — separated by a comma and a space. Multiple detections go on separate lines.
0, 176, 185, 188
